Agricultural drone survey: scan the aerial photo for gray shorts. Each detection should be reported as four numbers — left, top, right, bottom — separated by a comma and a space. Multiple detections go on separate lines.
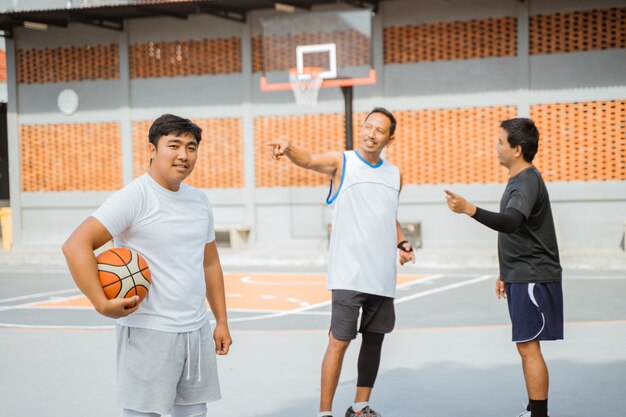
116, 320, 221, 415
330, 290, 395, 340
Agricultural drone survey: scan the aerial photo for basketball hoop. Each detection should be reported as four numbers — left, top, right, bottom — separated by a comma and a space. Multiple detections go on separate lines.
289, 66, 324, 106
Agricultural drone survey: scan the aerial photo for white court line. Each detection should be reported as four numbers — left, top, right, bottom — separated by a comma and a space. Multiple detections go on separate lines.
227, 299, 333, 323
0, 268, 68, 274
225, 308, 332, 315
7, 305, 94, 310
397, 274, 444, 289
229, 308, 284, 313
240, 276, 325, 286
0, 323, 114, 330
394, 275, 493, 304
227, 274, 461, 323
0, 288, 80, 304
0, 274, 484, 328
0, 293, 87, 312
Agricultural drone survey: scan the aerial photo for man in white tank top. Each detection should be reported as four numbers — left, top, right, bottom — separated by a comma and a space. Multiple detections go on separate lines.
270, 108, 415, 417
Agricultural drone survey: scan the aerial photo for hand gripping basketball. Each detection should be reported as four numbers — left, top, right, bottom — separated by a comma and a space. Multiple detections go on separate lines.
96, 248, 152, 304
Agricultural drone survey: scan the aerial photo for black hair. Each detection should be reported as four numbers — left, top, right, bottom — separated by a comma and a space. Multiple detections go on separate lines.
500, 118, 539, 162
148, 114, 202, 146
365, 107, 397, 137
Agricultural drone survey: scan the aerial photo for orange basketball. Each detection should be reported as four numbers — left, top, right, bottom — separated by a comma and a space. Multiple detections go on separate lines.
96, 247, 151, 303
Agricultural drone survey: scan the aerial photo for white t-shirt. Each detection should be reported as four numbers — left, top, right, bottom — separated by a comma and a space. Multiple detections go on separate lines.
326, 150, 400, 298
93, 173, 215, 332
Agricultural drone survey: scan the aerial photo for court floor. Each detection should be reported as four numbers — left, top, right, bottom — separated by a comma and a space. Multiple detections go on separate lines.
0, 268, 624, 417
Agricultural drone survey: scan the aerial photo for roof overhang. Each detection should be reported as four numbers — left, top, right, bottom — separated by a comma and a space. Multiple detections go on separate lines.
0, 0, 379, 38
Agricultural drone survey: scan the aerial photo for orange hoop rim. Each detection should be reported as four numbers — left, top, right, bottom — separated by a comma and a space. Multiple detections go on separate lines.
289, 66, 324, 80
260, 69, 377, 92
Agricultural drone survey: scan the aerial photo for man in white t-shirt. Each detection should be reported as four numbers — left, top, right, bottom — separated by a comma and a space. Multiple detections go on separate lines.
269, 108, 415, 417
63, 114, 232, 417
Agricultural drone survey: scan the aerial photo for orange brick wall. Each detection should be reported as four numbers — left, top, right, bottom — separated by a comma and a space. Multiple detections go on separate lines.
20, 123, 122, 191
254, 114, 348, 186
531, 100, 626, 181
252, 30, 370, 73
130, 38, 241, 78
384, 17, 517, 64
530, 8, 626, 55
133, 118, 244, 188
17, 44, 119, 84
254, 103, 626, 186
385, 106, 517, 184
0, 49, 6, 82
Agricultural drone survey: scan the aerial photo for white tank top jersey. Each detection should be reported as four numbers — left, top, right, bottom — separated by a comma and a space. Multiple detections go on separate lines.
326, 150, 401, 298
92, 173, 215, 333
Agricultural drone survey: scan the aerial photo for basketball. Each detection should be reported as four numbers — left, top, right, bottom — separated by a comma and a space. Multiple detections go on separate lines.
96, 247, 152, 303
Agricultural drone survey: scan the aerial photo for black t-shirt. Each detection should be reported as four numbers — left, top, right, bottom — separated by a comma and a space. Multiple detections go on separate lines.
498, 166, 562, 283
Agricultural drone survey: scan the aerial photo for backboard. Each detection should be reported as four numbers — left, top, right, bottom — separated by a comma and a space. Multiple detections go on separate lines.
259, 9, 375, 92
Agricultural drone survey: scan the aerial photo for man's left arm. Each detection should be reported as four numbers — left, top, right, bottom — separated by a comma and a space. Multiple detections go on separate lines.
396, 173, 415, 266
204, 242, 232, 355
396, 221, 415, 265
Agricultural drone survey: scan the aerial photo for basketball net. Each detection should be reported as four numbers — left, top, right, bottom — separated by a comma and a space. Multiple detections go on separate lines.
289, 67, 324, 106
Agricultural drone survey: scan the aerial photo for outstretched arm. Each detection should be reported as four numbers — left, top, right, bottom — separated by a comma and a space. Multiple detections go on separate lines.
204, 241, 232, 355
62, 217, 140, 318
444, 190, 524, 233
269, 138, 342, 177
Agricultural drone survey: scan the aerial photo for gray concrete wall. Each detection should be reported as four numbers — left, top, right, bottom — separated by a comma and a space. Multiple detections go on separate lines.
5, 0, 626, 252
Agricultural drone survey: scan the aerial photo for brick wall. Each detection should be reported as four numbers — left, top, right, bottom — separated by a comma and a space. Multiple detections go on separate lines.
531, 100, 626, 181
12, 6, 626, 192
17, 44, 119, 84
0, 49, 6, 82
530, 8, 625, 55
384, 17, 517, 64
254, 113, 347, 186
133, 118, 244, 188
130, 38, 241, 78
20, 123, 122, 191
385, 106, 517, 184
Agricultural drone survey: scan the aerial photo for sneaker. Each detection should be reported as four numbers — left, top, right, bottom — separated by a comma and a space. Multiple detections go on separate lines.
517, 410, 549, 417
345, 406, 381, 417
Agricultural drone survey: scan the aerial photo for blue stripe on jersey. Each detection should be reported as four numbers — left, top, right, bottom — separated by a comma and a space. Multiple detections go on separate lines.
326, 152, 347, 205
354, 150, 383, 168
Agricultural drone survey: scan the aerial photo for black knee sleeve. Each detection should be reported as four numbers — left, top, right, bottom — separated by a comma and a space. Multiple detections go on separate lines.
356, 331, 385, 387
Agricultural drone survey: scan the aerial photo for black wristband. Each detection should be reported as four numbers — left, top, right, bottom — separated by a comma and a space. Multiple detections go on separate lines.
397, 240, 413, 252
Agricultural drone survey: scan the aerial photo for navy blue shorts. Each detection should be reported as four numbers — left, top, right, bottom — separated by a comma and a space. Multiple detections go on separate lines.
505, 282, 564, 343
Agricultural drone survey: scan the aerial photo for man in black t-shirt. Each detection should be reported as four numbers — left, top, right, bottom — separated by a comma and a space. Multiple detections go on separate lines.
445, 118, 563, 417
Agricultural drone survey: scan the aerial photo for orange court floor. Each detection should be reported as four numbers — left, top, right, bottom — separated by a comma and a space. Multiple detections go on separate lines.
30, 273, 424, 312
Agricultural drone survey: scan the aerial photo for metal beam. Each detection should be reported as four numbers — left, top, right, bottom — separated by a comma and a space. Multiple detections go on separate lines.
135, 6, 189, 20
270, 1, 312, 11
8, 15, 68, 29
337, 0, 378, 12
196, 4, 246, 23
67, 11, 124, 31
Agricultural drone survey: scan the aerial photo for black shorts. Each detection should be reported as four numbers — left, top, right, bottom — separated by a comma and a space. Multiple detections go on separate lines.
330, 290, 395, 340
505, 282, 564, 343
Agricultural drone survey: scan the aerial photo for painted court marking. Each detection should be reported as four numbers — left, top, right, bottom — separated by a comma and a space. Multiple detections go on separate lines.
1, 273, 623, 330
15, 273, 431, 312
0, 273, 474, 329
0, 288, 80, 304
